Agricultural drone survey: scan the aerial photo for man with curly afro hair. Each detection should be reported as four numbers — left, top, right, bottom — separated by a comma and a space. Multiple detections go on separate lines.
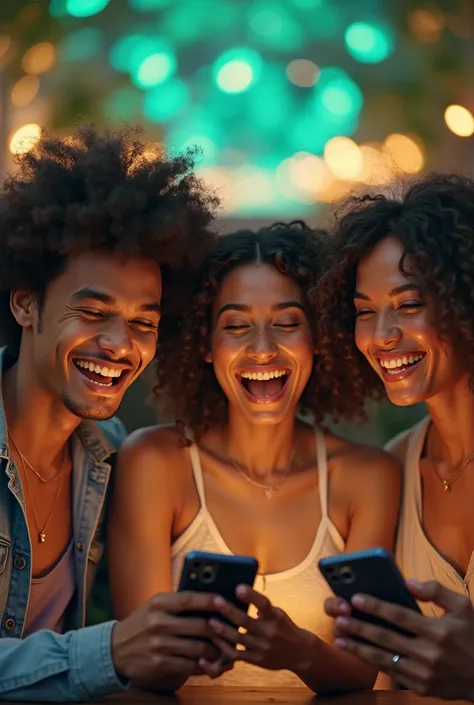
0, 124, 227, 700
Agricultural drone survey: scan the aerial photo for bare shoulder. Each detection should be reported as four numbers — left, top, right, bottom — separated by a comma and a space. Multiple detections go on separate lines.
117, 422, 190, 483
384, 418, 428, 466
325, 430, 401, 489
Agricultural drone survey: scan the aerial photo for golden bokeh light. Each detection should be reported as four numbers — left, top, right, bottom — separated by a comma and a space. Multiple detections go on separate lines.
358, 144, 393, 186
408, 7, 445, 43
383, 133, 425, 174
324, 137, 363, 180
9, 123, 42, 155
0, 35, 11, 61
11, 74, 40, 108
22, 42, 56, 75
444, 104, 474, 137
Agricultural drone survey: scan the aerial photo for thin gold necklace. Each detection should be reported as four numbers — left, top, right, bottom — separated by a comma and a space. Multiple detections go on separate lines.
230, 448, 297, 499
18, 452, 65, 543
427, 434, 474, 493
9, 430, 64, 484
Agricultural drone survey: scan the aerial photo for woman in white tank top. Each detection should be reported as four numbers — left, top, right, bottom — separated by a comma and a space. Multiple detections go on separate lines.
109, 222, 400, 692
321, 174, 474, 700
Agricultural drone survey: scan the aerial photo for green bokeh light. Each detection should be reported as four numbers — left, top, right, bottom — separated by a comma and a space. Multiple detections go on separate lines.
247, 64, 293, 131
59, 27, 103, 61
345, 21, 395, 63
66, 0, 110, 18
49, 0, 68, 17
213, 48, 262, 94
132, 49, 177, 88
315, 67, 363, 118
247, 2, 303, 51
143, 78, 190, 122
129, 0, 173, 11
166, 110, 222, 164
164, 0, 239, 44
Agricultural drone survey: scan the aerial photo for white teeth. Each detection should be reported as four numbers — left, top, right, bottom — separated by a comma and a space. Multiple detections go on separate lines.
74, 359, 123, 378
240, 369, 286, 381
380, 354, 424, 370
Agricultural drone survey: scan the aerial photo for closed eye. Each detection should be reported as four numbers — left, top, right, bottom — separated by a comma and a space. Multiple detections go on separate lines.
223, 324, 250, 331
398, 302, 424, 312
79, 308, 104, 318
275, 322, 301, 329
132, 319, 159, 330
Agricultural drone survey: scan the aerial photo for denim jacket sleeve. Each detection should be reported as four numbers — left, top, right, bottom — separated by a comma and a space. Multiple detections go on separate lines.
0, 621, 128, 701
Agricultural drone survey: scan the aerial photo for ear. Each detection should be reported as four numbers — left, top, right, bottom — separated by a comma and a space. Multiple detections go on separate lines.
10, 290, 38, 330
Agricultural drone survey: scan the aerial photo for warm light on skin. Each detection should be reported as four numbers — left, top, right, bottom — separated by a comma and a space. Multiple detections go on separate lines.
9, 123, 42, 155
444, 105, 474, 137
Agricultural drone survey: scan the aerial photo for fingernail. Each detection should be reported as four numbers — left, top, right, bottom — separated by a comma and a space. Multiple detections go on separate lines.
338, 601, 351, 614
335, 617, 349, 628
209, 619, 222, 632
351, 595, 365, 608
214, 596, 226, 608
335, 638, 347, 649
406, 579, 422, 588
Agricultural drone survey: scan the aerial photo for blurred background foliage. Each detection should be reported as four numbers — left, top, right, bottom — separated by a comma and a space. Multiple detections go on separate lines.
0, 0, 472, 623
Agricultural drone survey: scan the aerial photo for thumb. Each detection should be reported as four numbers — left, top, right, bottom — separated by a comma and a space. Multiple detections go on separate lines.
406, 579, 466, 612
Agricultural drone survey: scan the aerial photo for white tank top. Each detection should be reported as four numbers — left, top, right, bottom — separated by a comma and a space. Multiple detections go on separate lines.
171, 427, 345, 687
388, 417, 474, 618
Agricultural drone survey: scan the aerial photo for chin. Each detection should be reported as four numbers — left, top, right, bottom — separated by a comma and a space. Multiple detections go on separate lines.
386, 390, 424, 407
61, 392, 120, 420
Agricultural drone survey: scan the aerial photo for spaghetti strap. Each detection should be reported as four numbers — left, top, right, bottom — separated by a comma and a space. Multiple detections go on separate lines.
185, 428, 208, 510
315, 427, 329, 518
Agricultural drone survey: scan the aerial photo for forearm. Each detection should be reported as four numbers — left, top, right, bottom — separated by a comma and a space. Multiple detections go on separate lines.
293, 632, 377, 695
0, 622, 127, 701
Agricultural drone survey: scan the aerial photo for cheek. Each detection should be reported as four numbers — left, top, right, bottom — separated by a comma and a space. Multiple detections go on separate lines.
354, 321, 369, 354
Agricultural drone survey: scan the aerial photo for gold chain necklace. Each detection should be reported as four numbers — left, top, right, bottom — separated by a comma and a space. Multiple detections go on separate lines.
427, 434, 474, 493
230, 448, 297, 499
18, 452, 65, 543
9, 431, 64, 484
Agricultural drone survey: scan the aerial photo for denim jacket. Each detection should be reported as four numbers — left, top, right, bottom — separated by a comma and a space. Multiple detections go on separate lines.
0, 348, 128, 701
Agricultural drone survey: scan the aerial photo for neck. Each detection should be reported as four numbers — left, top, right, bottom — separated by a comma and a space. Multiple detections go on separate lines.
425, 377, 474, 465
3, 353, 81, 474
224, 407, 297, 481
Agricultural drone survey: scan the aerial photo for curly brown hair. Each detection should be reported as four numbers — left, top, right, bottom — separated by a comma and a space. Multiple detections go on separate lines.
155, 220, 368, 436
0, 123, 219, 353
316, 172, 474, 408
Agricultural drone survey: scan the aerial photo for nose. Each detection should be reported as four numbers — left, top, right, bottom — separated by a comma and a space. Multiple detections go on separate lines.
245, 327, 278, 364
97, 318, 134, 360
372, 311, 402, 349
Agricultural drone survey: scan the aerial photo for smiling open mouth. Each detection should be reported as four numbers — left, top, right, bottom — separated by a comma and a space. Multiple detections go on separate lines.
238, 369, 290, 402
378, 353, 426, 376
73, 358, 129, 388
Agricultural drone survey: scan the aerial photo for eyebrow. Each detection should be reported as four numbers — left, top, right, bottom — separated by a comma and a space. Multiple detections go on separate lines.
354, 283, 422, 301
217, 300, 305, 319
71, 287, 161, 314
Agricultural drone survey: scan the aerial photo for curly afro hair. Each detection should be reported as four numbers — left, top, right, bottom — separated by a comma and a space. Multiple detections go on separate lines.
316, 172, 474, 409
0, 123, 219, 353
155, 220, 366, 437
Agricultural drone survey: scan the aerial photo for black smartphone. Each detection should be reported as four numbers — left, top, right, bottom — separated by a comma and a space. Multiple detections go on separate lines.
319, 548, 421, 639
178, 550, 259, 626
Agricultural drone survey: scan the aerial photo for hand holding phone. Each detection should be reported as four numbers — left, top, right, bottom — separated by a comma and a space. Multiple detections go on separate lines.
178, 550, 259, 628
319, 548, 421, 639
